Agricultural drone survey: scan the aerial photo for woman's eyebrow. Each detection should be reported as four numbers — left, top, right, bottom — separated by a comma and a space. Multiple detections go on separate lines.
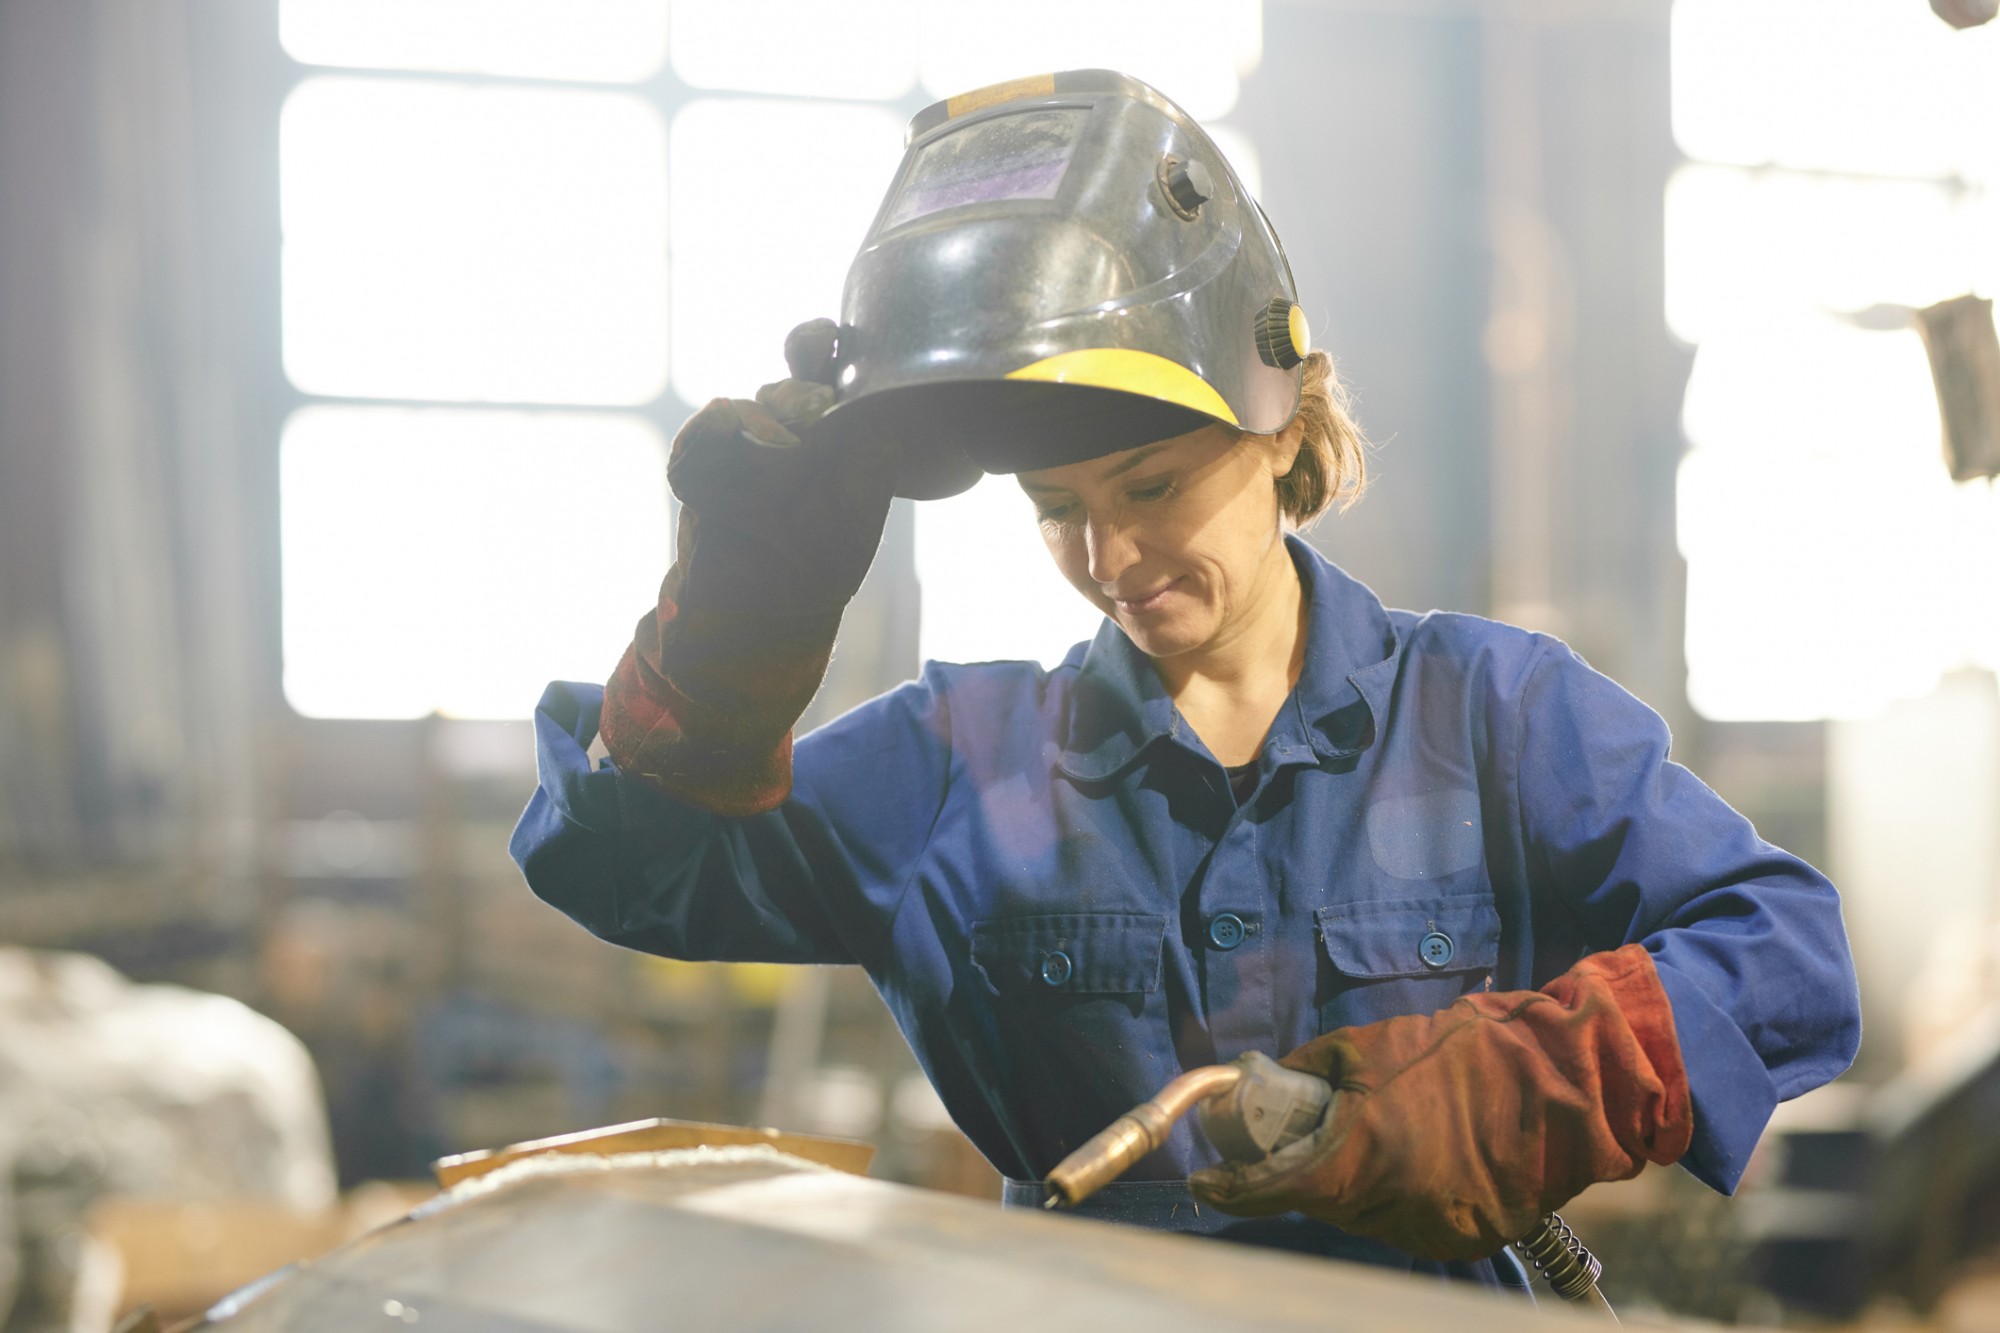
1097, 442, 1172, 481
1020, 443, 1174, 494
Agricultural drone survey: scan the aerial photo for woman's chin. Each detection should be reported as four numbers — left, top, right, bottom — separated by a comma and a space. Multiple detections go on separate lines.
1115, 612, 1208, 660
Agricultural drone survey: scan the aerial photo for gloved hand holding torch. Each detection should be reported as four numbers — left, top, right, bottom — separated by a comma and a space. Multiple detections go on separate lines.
601, 319, 896, 816
1187, 944, 1693, 1263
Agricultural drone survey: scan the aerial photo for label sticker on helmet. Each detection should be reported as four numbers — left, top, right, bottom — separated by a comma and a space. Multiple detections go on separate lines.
883, 108, 1083, 231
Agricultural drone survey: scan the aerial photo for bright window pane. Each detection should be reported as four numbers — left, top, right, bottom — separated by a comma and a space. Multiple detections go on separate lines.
1664, 165, 1976, 346
281, 407, 669, 720
1679, 462, 1927, 723
1671, 2, 2000, 723
915, 475, 1105, 669
280, 0, 668, 83
669, 0, 919, 100
1948, 482, 2000, 677
1681, 315, 1941, 460
1671, 0, 2000, 182
1674, 318, 1997, 721
282, 77, 667, 405
1678, 452, 1980, 722
668, 99, 903, 402
919, 1, 1263, 122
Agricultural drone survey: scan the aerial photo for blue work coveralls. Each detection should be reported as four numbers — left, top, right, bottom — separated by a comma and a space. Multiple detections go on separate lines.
511, 535, 1861, 1288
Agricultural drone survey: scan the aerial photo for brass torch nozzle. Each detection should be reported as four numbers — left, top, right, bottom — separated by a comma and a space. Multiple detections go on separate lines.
1043, 1064, 1244, 1208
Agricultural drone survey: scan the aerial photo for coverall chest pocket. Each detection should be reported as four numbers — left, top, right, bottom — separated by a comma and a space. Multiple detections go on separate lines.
969, 913, 1167, 998
965, 913, 1173, 1171
1314, 897, 1501, 1032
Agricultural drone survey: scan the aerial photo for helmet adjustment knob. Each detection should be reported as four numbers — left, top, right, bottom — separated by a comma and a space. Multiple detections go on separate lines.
1255, 297, 1310, 370
1158, 154, 1214, 219
784, 317, 842, 386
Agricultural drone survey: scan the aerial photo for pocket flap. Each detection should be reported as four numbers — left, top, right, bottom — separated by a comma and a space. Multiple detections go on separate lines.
969, 913, 1167, 994
1315, 898, 1500, 979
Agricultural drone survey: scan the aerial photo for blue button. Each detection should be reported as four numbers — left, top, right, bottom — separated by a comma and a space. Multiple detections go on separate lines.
1040, 950, 1072, 986
1419, 931, 1456, 969
1207, 913, 1247, 950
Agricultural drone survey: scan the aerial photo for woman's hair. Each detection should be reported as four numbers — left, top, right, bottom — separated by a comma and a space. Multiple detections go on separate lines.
1274, 349, 1368, 528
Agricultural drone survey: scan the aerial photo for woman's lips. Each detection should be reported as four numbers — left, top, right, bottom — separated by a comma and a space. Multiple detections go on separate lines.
1112, 577, 1182, 614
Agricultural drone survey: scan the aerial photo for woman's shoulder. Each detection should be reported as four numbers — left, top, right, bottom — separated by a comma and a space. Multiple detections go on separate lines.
910, 651, 1082, 709
1388, 605, 1562, 672
1376, 606, 1632, 731
807, 654, 1076, 733
1299, 545, 1559, 680
798, 655, 1073, 775
1384, 607, 1662, 728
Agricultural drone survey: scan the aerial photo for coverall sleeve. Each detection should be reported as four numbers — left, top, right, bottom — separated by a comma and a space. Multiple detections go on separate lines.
1511, 641, 1862, 1194
509, 671, 952, 969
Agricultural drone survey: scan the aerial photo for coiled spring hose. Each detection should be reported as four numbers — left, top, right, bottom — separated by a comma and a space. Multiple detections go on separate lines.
1045, 1061, 1619, 1321
1513, 1212, 1615, 1316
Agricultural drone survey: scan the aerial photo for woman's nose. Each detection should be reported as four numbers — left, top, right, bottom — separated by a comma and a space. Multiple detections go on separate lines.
1084, 514, 1139, 586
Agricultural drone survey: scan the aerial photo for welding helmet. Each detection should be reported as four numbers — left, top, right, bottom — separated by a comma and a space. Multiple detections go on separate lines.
809, 69, 1311, 501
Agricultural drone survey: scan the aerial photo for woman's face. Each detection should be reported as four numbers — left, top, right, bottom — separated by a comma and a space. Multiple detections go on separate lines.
1017, 421, 1303, 660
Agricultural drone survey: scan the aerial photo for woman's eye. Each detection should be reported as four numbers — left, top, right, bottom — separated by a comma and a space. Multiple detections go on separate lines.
1035, 505, 1076, 528
1128, 478, 1176, 503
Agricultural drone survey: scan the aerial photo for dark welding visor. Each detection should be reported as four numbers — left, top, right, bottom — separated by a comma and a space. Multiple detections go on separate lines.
809, 70, 1308, 500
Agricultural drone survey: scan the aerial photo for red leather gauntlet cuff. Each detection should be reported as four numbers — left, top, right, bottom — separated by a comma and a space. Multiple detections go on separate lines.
600, 574, 841, 817
1527, 944, 1694, 1170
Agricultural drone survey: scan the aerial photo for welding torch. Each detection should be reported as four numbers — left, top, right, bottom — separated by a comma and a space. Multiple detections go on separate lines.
1043, 1055, 1618, 1320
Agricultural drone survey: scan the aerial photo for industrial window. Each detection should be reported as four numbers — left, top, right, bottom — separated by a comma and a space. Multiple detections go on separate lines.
281, 77, 668, 405
666, 98, 903, 403
1669, 0, 2000, 720
277, 0, 1268, 711
667, 0, 919, 101
280, 0, 669, 83
918, 0, 1262, 123
280, 407, 670, 720
278, 1, 674, 719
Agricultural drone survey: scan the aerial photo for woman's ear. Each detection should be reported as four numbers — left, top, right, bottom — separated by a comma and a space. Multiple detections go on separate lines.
1270, 417, 1306, 480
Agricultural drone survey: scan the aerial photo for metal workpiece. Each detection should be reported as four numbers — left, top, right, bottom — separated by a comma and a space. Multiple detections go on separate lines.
813, 69, 1307, 500
430, 1115, 876, 1187
198, 1146, 1597, 1332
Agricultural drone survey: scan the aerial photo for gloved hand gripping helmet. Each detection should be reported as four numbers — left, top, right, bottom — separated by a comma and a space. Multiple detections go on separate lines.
809, 69, 1312, 500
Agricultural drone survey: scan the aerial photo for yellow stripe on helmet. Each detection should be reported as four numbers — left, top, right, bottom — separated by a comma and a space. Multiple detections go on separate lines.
1004, 348, 1238, 424
946, 73, 1058, 120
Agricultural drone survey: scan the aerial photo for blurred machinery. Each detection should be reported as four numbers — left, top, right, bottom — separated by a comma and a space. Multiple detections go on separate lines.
1561, 1002, 2000, 1324
1912, 296, 2000, 482
1833, 295, 2000, 484
1738, 1010, 2000, 1319
0, 949, 335, 1329
1931, 0, 2000, 30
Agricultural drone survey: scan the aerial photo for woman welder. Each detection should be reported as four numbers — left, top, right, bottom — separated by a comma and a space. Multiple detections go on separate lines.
511, 71, 1860, 1292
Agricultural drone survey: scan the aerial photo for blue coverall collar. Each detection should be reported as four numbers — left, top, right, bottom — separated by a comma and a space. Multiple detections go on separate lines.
1056, 534, 1400, 781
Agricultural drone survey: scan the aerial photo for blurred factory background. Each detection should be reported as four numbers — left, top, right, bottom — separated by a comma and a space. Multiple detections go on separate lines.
2, 0, 1999, 1326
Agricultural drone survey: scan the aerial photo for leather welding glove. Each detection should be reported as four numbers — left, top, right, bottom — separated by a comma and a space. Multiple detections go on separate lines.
600, 319, 895, 816
1188, 944, 1693, 1262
